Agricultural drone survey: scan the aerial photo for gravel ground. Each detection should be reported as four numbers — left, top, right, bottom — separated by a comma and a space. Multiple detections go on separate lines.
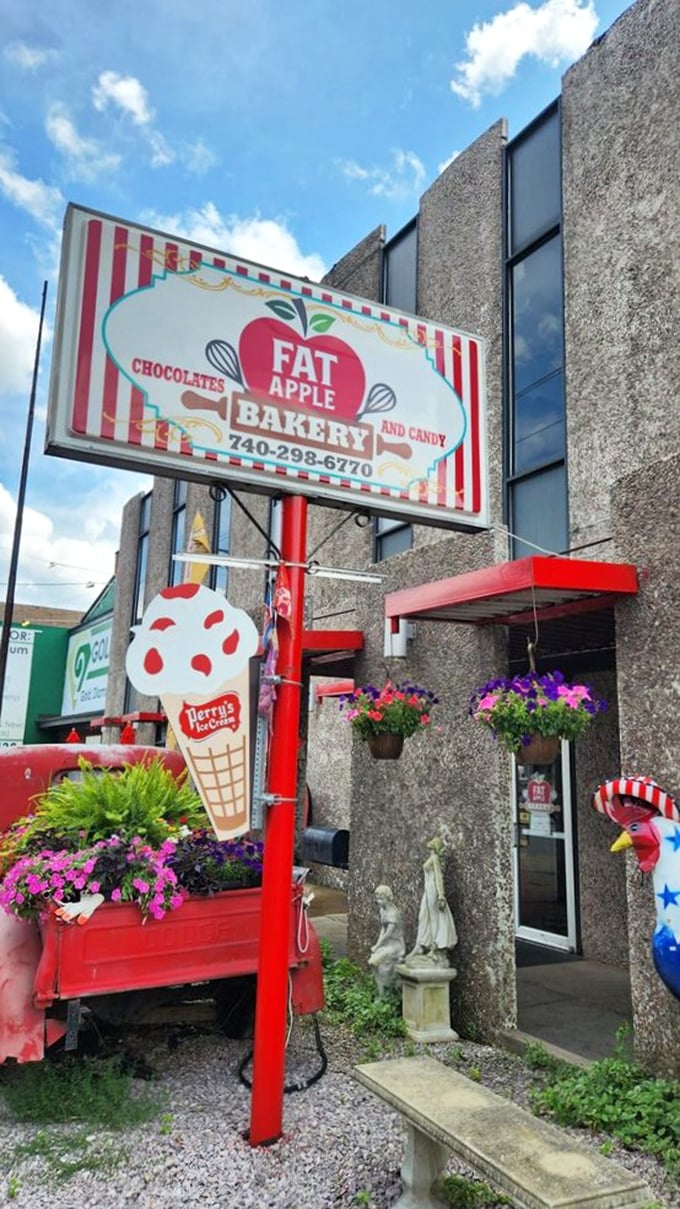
0, 1018, 676, 1209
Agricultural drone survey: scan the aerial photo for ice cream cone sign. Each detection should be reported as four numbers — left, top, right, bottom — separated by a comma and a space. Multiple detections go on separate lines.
126, 583, 259, 839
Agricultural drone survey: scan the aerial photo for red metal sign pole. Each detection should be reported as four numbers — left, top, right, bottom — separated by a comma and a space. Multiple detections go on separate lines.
249, 493, 308, 1146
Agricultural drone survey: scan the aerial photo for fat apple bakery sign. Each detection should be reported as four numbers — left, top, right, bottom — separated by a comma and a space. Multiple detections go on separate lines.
47, 205, 488, 528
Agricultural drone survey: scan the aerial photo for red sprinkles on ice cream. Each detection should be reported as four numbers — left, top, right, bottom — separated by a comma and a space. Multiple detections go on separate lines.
144, 647, 163, 675
222, 629, 239, 655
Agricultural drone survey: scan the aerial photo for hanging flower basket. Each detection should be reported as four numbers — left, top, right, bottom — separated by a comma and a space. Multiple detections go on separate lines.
366, 733, 404, 760
468, 670, 607, 758
338, 680, 439, 760
517, 734, 560, 766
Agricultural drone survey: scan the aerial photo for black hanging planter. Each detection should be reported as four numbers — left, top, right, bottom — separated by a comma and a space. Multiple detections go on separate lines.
366, 733, 404, 760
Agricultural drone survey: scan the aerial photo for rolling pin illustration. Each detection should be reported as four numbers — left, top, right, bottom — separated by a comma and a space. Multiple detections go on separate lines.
376, 434, 412, 459
181, 391, 228, 421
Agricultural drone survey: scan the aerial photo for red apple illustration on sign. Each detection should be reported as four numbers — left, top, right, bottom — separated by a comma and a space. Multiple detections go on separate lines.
238, 298, 366, 420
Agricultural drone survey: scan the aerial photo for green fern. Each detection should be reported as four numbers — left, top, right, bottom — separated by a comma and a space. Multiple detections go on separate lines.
16, 758, 208, 849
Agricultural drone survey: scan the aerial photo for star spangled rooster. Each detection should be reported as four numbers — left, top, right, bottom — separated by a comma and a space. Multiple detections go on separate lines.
592, 776, 680, 1002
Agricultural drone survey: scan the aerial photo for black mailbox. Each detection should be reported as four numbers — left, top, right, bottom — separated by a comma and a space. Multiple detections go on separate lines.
301, 826, 349, 869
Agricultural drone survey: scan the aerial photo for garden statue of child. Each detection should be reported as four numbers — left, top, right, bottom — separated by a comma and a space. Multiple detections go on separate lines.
405, 835, 458, 968
368, 884, 406, 996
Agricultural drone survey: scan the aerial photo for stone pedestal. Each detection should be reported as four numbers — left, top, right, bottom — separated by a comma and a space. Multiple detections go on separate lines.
397, 964, 458, 1044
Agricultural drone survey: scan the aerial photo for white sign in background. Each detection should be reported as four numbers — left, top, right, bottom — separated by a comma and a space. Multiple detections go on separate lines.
62, 618, 112, 716
46, 206, 488, 530
0, 628, 36, 746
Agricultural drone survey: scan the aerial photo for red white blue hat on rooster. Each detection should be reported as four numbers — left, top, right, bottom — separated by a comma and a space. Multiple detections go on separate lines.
592, 775, 680, 1001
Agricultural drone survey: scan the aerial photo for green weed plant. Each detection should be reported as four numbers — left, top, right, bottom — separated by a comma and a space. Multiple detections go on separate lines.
322, 955, 405, 1041
8, 1128, 126, 1182
527, 1038, 680, 1183
0, 1053, 162, 1128
438, 1174, 511, 1207
0, 1054, 164, 1185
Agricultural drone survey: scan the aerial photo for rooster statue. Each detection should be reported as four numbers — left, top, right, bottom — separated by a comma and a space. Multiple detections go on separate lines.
592, 776, 680, 1002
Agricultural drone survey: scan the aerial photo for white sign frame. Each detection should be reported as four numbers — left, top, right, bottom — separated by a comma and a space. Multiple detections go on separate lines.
0, 627, 36, 745
46, 205, 489, 531
61, 617, 112, 716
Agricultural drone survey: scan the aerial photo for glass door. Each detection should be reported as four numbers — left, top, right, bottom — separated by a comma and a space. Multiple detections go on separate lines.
512, 741, 577, 951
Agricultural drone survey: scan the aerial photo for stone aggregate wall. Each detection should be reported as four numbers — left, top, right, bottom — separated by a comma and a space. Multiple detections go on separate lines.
562, 0, 680, 551
612, 449, 680, 1073
312, 120, 516, 1037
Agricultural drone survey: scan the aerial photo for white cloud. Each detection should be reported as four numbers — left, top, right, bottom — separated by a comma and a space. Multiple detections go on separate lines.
0, 483, 110, 612
451, 0, 599, 107
0, 469, 151, 611
91, 71, 176, 169
0, 278, 41, 398
184, 138, 218, 175
92, 70, 154, 126
438, 150, 461, 174
45, 103, 122, 182
339, 148, 426, 201
0, 149, 63, 228
142, 202, 327, 280
3, 41, 56, 71
147, 129, 175, 168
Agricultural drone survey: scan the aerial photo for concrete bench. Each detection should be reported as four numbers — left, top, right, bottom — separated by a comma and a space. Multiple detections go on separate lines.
354, 1055, 654, 1209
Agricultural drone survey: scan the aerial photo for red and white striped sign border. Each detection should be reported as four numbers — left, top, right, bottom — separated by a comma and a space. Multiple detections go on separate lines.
68, 214, 485, 522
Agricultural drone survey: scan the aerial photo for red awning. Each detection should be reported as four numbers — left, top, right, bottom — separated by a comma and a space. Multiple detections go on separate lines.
385, 556, 638, 628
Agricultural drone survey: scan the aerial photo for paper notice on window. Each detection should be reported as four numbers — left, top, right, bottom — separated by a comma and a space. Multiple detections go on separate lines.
529, 811, 553, 837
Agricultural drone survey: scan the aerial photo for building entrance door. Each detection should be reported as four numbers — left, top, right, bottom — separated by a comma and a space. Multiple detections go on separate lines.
512, 742, 577, 950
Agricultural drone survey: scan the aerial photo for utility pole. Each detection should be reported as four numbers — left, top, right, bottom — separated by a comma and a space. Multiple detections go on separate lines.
0, 281, 48, 719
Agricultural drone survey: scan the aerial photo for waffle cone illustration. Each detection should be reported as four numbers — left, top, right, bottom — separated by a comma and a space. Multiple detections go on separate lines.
161, 667, 251, 840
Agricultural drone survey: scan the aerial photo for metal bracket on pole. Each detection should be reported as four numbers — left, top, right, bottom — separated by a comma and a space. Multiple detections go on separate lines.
251, 710, 269, 831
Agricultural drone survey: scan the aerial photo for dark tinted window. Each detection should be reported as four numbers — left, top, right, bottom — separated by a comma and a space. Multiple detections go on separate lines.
169, 480, 188, 586
384, 222, 417, 314
509, 108, 561, 254
512, 236, 563, 396
374, 515, 413, 561
511, 464, 568, 558
514, 370, 565, 474
132, 493, 151, 624
210, 493, 232, 594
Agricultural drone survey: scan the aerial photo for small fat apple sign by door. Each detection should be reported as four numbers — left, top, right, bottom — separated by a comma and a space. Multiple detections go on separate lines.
47, 205, 488, 531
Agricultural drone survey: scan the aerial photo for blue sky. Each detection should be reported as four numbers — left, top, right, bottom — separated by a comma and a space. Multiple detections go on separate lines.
0, 0, 632, 611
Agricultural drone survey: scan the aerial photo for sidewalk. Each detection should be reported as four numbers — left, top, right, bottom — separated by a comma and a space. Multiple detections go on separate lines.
307, 882, 347, 958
